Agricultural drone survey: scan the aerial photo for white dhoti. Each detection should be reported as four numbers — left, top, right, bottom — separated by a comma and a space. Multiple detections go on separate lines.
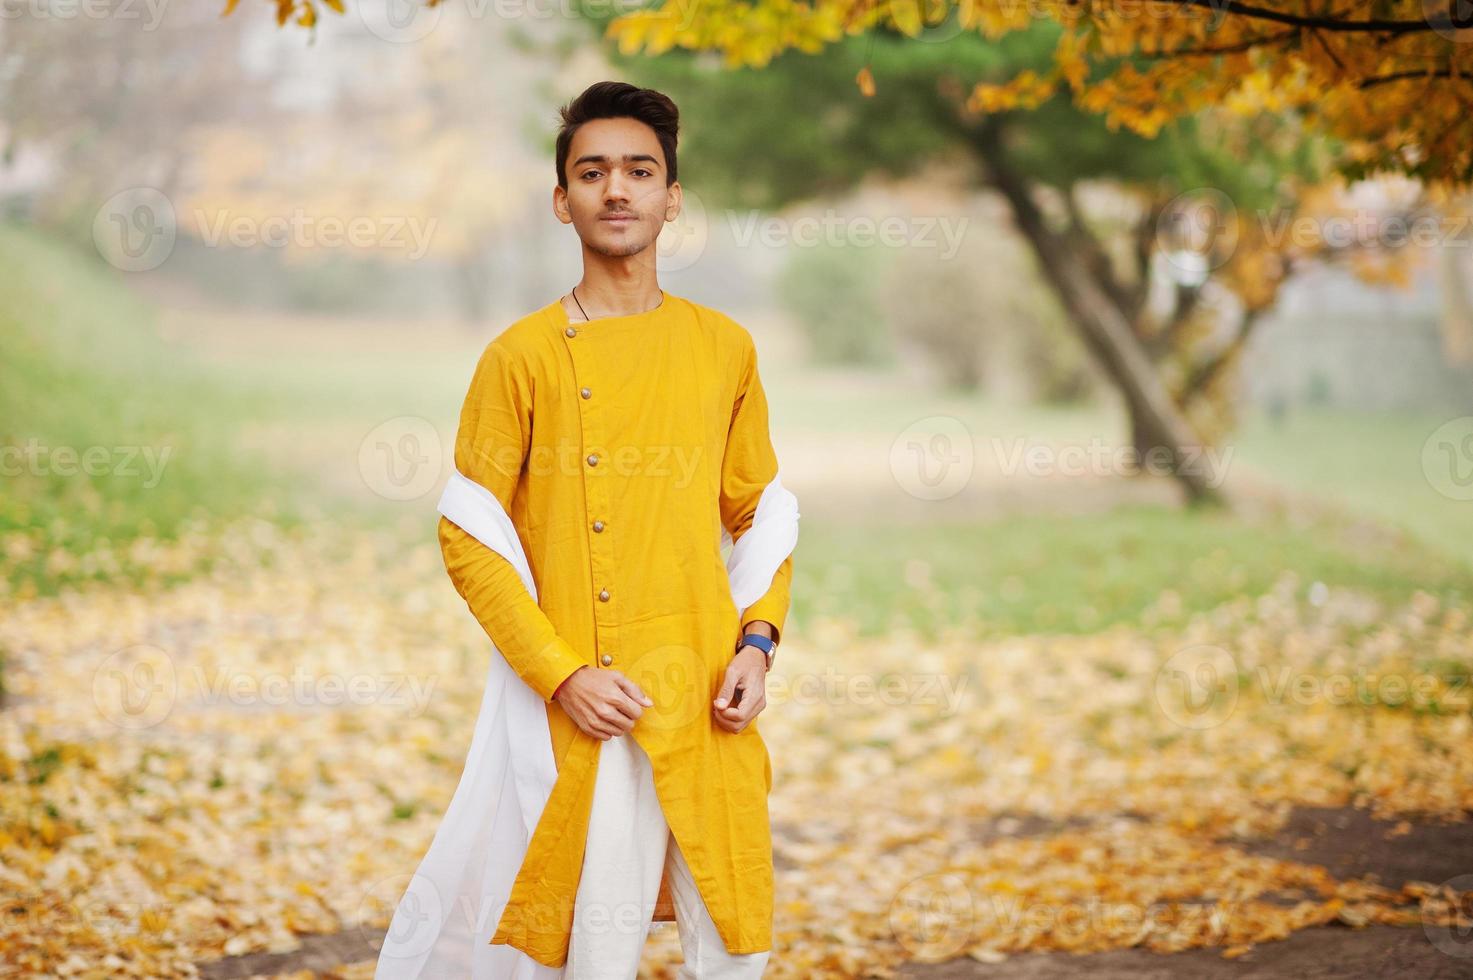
374, 466, 798, 979
565, 733, 771, 980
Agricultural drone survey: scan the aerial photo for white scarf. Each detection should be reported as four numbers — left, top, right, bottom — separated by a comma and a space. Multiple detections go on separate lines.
374, 467, 800, 979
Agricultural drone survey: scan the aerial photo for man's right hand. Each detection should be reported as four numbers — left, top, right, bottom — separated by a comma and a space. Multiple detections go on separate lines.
552, 665, 654, 740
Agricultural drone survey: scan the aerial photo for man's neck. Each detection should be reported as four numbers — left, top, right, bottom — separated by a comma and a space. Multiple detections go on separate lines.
563, 272, 663, 320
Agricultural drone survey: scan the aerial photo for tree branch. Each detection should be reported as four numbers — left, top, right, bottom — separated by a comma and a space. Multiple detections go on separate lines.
1358, 68, 1464, 89
1135, 28, 1299, 58
1158, 0, 1468, 34
1182, 304, 1268, 399
1063, 184, 1136, 316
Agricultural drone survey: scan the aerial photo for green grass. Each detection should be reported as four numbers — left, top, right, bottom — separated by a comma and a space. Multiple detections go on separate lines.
790, 502, 1473, 641
0, 223, 307, 595
1234, 407, 1473, 562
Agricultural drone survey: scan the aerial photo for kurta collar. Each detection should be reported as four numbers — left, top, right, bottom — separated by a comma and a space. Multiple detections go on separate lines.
546, 289, 674, 331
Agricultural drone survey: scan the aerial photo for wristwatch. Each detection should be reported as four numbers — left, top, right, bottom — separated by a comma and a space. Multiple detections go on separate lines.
737, 631, 777, 671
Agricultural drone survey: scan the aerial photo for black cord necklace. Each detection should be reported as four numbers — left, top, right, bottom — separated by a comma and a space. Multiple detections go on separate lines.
570, 285, 663, 320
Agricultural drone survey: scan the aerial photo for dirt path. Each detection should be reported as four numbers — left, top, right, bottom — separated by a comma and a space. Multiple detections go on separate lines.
896, 925, 1466, 979
194, 805, 1473, 978
897, 806, 1473, 979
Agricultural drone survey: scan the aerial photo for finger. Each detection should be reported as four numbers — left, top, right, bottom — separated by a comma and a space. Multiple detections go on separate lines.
609, 692, 644, 721
593, 707, 627, 733
615, 674, 654, 706
739, 688, 766, 719
713, 669, 740, 709
727, 674, 755, 712
585, 710, 618, 737
724, 690, 764, 724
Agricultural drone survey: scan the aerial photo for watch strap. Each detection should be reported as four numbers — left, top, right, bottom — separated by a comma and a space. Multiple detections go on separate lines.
739, 632, 775, 654
738, 631, 776, 669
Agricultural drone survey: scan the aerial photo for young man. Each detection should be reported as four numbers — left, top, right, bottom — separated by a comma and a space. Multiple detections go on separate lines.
378, 81, 799, 980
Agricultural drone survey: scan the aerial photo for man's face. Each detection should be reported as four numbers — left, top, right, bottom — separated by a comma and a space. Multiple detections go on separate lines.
555, 116, 679, 259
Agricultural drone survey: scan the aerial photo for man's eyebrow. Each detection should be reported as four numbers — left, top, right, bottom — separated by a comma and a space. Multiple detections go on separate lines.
572, 153, 661, 169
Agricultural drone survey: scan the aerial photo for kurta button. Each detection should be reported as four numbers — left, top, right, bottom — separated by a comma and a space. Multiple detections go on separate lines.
600, 654, 613, 666
581, 387, 592, 399
598, 588, 610, 601
592, 520, 604, 532
565, 326, 577, 337
587, 453, 599, 466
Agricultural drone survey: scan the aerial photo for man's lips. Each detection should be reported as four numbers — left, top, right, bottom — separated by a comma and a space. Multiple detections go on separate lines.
601, 213, 637, 222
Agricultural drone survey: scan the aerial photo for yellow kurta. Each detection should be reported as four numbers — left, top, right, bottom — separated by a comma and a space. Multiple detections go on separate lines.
437, 289, 794, 968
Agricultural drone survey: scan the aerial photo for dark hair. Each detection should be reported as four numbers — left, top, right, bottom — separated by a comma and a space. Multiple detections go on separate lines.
555, 81, 679, 191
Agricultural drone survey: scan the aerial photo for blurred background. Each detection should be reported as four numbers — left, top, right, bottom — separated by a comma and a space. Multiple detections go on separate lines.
3, 2, 1473, 977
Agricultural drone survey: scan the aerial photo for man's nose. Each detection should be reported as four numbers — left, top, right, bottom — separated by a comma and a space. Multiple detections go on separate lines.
605, 173, 632, 204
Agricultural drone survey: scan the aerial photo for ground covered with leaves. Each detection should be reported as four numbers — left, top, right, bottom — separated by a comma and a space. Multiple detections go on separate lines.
3, 517, 1472, 978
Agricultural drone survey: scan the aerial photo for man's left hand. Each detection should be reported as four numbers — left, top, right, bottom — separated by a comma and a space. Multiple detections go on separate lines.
713, 646, 767, 733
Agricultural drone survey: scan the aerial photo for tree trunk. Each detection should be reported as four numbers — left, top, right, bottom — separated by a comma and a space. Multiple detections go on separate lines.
1130, 409, 1154, 461
970, 119, 1224, 506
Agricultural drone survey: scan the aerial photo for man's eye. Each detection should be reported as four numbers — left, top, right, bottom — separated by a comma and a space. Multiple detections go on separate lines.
581, 170, 602, 180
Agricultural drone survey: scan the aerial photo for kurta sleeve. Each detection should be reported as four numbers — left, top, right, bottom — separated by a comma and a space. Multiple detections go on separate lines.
718, 333, 794, 646
439, 340, 587, 702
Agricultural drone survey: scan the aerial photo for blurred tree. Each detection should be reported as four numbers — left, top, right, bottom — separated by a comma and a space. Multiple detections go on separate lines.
775, 240, 895, 367
581, 23, 1321, 502
3, 9, 547, 326
234, 0, 1473, 184
1440, 237, 1473, 368
599, 0, 1473, 184
0, 0, 252, 241
866, 191, 1095, 399
596, 1, 1473, 482
876, 242, 990, 391
231, 0, 1473, 499
181, 26, 542, 325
